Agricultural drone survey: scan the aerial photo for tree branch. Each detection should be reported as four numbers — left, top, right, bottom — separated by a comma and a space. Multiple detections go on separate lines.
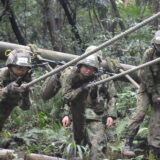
58, 0, 85, 51
1, 0, 26, 45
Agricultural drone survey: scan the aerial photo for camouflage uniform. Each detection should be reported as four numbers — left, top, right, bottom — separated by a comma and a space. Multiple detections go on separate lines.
41, 46, 120, 159
136, 35, 160, 159
0, 49, 32, 132
61, 65, 117, 160
126, 84, 149, 142
126, 47, 158, 141
122, 48, 157, 156
122, 31, 160, 157
41, 46, 122, 102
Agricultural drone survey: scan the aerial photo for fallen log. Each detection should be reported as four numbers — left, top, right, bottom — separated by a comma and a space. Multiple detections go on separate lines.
0, 149, 15, 160
25, 153, 65, 160
0, 41, 134, 71
0, 41, 140, 83
0, 149, 65, 160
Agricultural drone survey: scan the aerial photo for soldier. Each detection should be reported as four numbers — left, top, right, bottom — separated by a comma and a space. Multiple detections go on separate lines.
0, 48, 32, 132
41, 45, 121, 102
60, 47, 117, 160
122, 30, 160, 159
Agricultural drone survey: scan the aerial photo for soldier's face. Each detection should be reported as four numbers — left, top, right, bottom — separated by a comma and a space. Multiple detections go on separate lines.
11, 66, 29, 76
80, 65, 95, 77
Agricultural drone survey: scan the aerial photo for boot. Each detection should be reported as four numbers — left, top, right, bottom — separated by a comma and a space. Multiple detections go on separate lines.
121, 139, 135, 157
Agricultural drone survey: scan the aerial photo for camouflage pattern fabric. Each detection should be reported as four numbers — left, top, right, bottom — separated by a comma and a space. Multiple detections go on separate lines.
138, 48, 157, 93
41, 66, 73, 102
41, 73, 61, 102
126, 84, 150, 141
0, 67, 31, 131
61, 66, 117, 159
41, 66, 74, 118
105, 57, 121, 73
41, 56, 122, 102
138, 48, 160, 148
85, 121, 107, 159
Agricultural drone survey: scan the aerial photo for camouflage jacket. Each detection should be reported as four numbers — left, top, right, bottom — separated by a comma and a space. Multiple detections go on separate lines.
138, 48, 160, 148
61, 66, 117, 121
41, 57, 121, 102
0, 67, 31, 109
138, 48, 160, 94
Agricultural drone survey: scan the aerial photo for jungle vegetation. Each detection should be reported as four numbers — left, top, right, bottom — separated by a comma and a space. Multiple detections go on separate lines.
0, 0, 160, 159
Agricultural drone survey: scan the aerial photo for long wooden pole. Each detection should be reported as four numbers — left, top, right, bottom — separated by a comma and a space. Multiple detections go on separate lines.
120, 69, 140, 88
87, 57, 160, 88
24, 12, 160, 88
0, 41, 133, 71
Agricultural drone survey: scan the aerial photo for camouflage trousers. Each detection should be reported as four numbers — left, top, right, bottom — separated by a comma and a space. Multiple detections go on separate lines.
86, 120, 107, 160
126, 85, 150, 142
73, 120, 107, 160
0, 104, 15, 132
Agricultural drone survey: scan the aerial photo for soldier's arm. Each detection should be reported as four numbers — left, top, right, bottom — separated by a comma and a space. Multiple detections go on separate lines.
0, 77, 9, 100
138, 48, 156, 93
105, 57, 121, 73
19, 74, 34, 110
105, 80, 117, 119
19, 88, 32, 110
61, 74, 84, 102
61, 103, 72, 119
41, 73, 61, 102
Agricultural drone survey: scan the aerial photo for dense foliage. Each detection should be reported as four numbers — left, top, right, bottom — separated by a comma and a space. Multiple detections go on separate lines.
0, 0, 159, 159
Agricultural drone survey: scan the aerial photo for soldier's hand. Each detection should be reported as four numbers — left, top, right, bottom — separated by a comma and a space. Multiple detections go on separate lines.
6, 82, 19, 93
79, 84, 88, 92
6, 82, 27, 93
62, 116, 70, 127
152, 93, 160, 104
19, 83, 28, 93
106, 117, 113, 127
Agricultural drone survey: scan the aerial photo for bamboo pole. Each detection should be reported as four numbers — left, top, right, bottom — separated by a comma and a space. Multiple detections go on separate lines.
0, 149, 15, 160
0, 149, 65, 160
0, 41, 134, 71
119, 69, 140, 88
25, 153, 65, 160
24, 12, 160, 88
87, 57, 160, 88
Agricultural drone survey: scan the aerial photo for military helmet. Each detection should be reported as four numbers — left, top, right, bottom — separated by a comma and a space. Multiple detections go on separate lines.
85, 45, 103, 63
77, 55, 99, 71
77, 46, 102, 71
6, 48, 32, 68
151, 30, 160, 44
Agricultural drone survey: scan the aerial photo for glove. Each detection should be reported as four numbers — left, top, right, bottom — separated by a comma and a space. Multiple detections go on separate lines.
6, 82, 26, 93
78, 83, 88, 92
152, 93, 160, 104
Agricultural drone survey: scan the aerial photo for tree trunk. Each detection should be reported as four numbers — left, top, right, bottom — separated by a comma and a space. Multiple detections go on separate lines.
58, 0, 85, 51
44, 0, 59, 50
110, 0, 125, 31
0, 8, 6, 21
92, 6, 105, 33
151, 0, 160, 30
0, 41, 134, 71
0, 149, 15, 160
25, 153, 65, 160
54, 0, 64, 51
0, 149, 65, 160
54, 0, 62, 31
1, 0, 26, 45
0, 0, 9, 21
